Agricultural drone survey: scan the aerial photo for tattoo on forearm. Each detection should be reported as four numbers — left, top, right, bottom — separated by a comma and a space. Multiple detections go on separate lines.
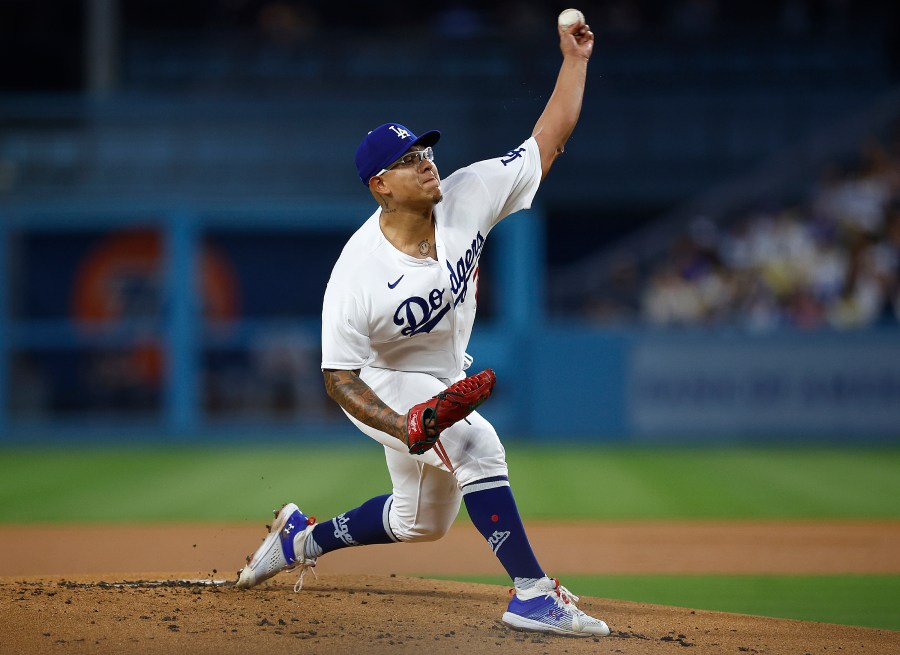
323, 369, 404, 442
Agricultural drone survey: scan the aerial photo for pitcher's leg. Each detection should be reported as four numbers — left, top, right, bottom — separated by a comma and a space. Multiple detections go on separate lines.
383, 444, 461, 542
462, 477, 543, 581
304, 494, 398, 559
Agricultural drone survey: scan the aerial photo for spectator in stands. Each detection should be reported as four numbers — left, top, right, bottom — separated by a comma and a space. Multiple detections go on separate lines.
635, 125, 900, 331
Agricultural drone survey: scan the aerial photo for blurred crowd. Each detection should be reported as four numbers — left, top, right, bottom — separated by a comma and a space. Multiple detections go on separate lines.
600, 126, 900, 330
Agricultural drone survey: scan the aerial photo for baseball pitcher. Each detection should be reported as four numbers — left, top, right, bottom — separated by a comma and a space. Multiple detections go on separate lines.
237, 11, 609, 637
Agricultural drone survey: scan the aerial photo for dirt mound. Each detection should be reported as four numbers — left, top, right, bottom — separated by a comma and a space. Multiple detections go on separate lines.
3, 521, 899, 653
3, 573, 898, 655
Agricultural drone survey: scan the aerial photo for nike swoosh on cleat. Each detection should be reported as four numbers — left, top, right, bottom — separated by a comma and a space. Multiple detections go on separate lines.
388, 275, 404, 289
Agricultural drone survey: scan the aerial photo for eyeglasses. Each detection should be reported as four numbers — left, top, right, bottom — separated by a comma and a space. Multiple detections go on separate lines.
376, 146, 434, 177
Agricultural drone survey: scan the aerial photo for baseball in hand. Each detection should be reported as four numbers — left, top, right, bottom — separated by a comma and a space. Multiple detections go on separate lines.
558, 8, 585, 30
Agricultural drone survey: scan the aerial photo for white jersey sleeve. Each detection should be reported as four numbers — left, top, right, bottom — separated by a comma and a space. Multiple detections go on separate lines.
441, 136, 542, 232
321, 279, 373, 370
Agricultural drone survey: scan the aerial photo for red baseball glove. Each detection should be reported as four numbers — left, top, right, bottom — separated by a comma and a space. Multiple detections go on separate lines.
405, 369, 496, 456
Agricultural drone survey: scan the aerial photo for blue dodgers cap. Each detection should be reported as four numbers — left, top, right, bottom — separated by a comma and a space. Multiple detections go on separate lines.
355, 123, 441, 185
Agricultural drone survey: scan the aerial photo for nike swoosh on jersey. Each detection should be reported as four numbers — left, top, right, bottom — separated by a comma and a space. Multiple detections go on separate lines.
388, 275, 404, 289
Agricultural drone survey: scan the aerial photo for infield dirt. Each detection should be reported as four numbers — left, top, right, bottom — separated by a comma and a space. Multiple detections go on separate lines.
2, 520, 899, 654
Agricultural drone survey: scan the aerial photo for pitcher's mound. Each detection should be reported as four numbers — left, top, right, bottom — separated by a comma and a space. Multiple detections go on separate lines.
3, 573, 898, 654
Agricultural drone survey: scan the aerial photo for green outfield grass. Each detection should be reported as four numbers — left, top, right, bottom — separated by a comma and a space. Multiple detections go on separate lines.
0, 444, 898, 522
1, 443, 898, 630
450, 573, 900, 632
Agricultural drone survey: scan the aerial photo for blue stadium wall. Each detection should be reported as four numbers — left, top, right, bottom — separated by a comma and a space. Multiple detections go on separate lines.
2, 207, 898, 444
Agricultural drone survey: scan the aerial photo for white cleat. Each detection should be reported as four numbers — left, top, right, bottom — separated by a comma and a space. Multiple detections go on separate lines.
236, 502, 317, 591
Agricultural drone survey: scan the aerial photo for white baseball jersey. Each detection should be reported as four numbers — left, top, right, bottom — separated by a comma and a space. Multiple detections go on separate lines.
321, 137, 542, 379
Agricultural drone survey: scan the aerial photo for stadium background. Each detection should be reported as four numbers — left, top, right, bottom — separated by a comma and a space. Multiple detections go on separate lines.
3, 0, 900, 441
1, 0, 900, 639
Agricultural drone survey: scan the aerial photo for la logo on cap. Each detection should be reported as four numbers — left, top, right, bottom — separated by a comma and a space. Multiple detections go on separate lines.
389, 125, 411, 139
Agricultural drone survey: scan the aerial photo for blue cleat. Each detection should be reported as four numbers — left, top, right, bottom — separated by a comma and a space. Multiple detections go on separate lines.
502, 577, 610, 637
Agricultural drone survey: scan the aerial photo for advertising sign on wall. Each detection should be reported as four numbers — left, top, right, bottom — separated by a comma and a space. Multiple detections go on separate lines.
629, 334, 900, 439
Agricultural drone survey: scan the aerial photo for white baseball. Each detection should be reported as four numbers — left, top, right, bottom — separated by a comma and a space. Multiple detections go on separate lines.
558, 8, 585, 30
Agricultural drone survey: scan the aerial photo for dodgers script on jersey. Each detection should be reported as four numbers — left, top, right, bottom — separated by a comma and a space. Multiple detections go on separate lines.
321, 137, 542, 379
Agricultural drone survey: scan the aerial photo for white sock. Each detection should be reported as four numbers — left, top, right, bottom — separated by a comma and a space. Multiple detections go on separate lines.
299, 531, 323, 559
514, 576, 540, 590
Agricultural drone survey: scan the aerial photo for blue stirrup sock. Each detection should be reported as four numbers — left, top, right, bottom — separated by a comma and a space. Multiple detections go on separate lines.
462, 476, 545, 582
304, 493, 397, 559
